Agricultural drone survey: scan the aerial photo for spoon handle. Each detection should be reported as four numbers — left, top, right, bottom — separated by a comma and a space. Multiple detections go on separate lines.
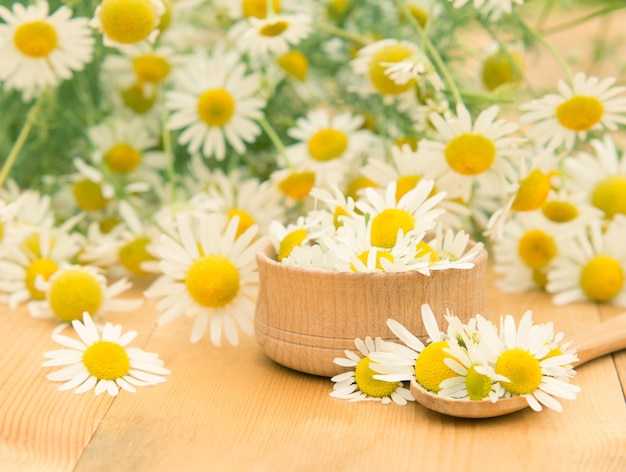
572, 312, 626, 367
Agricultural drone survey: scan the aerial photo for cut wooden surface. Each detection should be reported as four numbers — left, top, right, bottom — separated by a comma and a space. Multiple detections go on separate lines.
0, 266, 625, 472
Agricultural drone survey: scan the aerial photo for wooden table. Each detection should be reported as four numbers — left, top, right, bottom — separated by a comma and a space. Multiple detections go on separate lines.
1, 267, 625, 472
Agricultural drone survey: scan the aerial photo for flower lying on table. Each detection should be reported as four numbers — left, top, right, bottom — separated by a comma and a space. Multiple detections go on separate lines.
331, 304, 580, 412
42, 312, 170, 396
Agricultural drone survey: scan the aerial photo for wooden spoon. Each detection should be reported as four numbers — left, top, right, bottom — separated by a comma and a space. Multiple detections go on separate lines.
410, 312, 626, 418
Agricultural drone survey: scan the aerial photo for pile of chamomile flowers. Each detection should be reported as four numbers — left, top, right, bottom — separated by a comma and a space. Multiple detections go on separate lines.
331, 304, 580, 412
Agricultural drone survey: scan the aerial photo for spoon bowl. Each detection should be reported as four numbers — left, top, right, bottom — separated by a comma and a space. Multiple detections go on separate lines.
410, 312, 626, 418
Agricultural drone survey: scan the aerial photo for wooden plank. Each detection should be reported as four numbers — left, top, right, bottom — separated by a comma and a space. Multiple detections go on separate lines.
73, 272, 626, 471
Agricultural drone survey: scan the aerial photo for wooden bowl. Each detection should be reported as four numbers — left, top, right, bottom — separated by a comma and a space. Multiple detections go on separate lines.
254, 242, 488, 377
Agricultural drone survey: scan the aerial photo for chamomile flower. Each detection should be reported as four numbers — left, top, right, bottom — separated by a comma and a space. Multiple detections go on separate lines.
229, 13, 313, 57
91, 0, 166, 48
113, 200, 160, 276
476, 310, 580, 412
269, 165, 343, 207
309, 184, 358, 229
361, 144, 470, 229
330, 336, 414, 405
166, 49, 266, 160
418, 103, 520, 204
520, 72, 626, 151
355, 180, 446, 249
0, 1, 94, 100
351, 39, 424, 99
0, 225, 81, 309
88, 116, 166, 183
423, 225, 485, 271
285, 108, 374, 173
268, 211, 334, 262
564, 135, 626, 220
546, 220, 626, 306
280, 243, 338, 271
43, 312, 170, 396
29, 263, 143, 322
144, 212, 262, 346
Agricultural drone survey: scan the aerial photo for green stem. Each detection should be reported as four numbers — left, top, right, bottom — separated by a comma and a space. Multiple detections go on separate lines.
0, 94, 45, 189
313, 22, 371, 46
161, 110, 178, 202
258, 118, 292, 168
426, 40, 462, 107
542, 4, 626, 36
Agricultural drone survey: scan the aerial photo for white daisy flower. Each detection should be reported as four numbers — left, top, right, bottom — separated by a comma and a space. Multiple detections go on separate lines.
43, 312, 170, 396
285, 108, 374, 173
330, 336, 414, 405
269, 165, 345, 207
0, 225, 82, 309
0, 1, 94, 100
229, 13, 313, 57
355, 179, 447, 249
564, 135, 626, 220
29, 263, 143, 322
424, 225, 485, 271
166, 49, 266, 160
520, 72, 626, 151
91, 0, 165, 48
361, 144, 470, 229
476, 310, 580, 412
418, 103, 521, 203
309, 184, 359, 229
546, 220, 626, 306
144, 212, 262, 346
280, 243, 338, 271
87, 116, 167, 184
268, 211, 334, 262
0, 190, 54, 254
351, 39, 425, 99
492, 211, 562, 293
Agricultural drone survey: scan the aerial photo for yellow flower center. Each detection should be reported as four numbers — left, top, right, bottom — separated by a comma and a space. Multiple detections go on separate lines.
104, 143, 142, 174
511, 169, 553, 212
396, 175, 421, 202
541, 200, 579, 223
368, 44, 416, 95
308, 128, 348, 161
277, 228, 307, 261
414, 341, 458, 393
242, 0, 281, 18
197, 89, 235, 127
21, 233, 54, 258
278, 171, 315, 200
591, 176, 626, 219
13, 20, 57, 58
495, 348, 542, 395
354, 356, 401, 398
227, 208, 256, 239
346, 176, 378, 201
157, 0, 171, 32
580, 255, 624, 302
556, 95, 604, 131
277, 51, 309, 81
333, 206, 349, 228
118, 236, 156, 276
352, 249, 394, 272
517, 229, 556, 269
481, 50, 524, 91
185, 255, 240, 308
133, 53, 171, 83
326, 0, 350, 18
100, 217, 121, 234
83, 341, 131, 380
25, 258, 59, 300
465, 365, 493, 401
259, 20, 288, 37
98, 0, 159, 45
72, 179, 110, 211
445, 133, 496, 176
370, 208, 414, 248
415, 240, 440, 262
121, 82, 157, 113
48, 269, 104, 322
394, 136, 419, 151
